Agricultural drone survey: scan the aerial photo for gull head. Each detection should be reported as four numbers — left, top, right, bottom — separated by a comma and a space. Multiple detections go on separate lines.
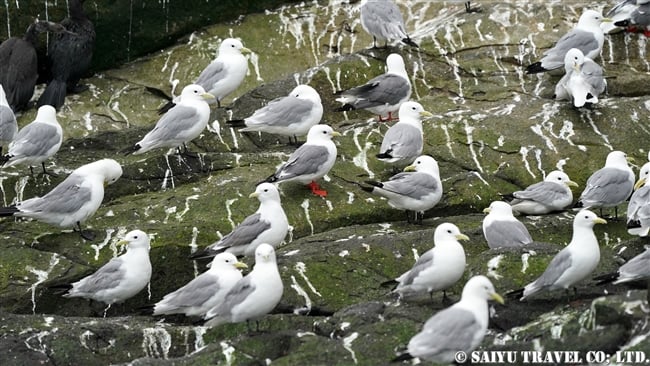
462, 275, 504, 304
255, 243, 277, 263
434, 222, 469, 244
118, 229, 151, 251
251, 182, 282, 203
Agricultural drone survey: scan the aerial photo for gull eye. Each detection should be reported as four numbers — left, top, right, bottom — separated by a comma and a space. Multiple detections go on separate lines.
447, 229, 452, 234
133, 235, 138, 239
557, 177, 562, 180
264, 189, 269, 192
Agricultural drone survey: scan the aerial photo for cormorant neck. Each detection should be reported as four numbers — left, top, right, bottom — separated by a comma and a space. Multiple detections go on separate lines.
23, 23, 39, 45
69, 0, 88, 20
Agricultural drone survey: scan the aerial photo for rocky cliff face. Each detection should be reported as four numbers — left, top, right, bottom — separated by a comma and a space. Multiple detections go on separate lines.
1, 0, 650, 365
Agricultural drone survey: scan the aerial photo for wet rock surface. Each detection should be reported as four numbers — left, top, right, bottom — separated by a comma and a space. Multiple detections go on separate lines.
1, 0, 650, 365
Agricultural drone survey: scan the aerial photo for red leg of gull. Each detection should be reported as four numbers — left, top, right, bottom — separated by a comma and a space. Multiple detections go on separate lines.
627, 26, 638, 33
377, 111, 398, 122
644, 29, 650, 37
306, 181, 328, 197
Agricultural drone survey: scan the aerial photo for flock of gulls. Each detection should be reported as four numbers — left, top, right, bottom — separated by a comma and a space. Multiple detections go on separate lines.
0, 0, 649, 363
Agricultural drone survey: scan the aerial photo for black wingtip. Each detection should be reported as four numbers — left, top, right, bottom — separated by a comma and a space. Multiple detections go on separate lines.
614, 19, 630, 27
0, 154, 10, 166
573, 200, 584, 209
380, 279, 398, 288
364, 180, 383, 189
145, 86, 173, 101
123, 144, 141, 156
499, 193, 516, 202
157, 101, 176, 115
188, 248, 216, 260
48, 283, 73, 295
627, 220, 642, 229
137, 304, 156, 315
391, 352, 413, 363
401, 37, 419, 48
506, 287, 524, 299
525, 62, 547, 74
376, 152, 393, 160
226, 119, 246, 128
0, 205, 19, 217
335, 104, 355, 112
360, 184, 374, 193
593, 271, 619, 286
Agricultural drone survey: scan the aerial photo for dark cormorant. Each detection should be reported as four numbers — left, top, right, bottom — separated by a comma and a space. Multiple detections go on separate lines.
38, 0, 95, 110
0, 21, 66, 112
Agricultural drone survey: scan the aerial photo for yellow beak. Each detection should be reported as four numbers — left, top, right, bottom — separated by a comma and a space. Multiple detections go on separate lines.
202, 92, 216, 101
491, 292, 505, 305
455, 233, 470, 241
483, 207, 491, 214
566, 180, 579, 188
249, 192, 259, 198
241, 46, 252, 54
117, 239, 129, 248
331, 131, 342, 137
420, 111, 434, 119
593, 217, 607, 225
234, 261, 248, 269
602, 17, 613, 23
627, 156, 636, 163
404, 165, 416, 172
635, 178, 647, 191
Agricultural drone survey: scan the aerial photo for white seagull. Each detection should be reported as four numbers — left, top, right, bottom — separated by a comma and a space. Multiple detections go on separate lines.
149, 252, 247, 317
362, 155, 442, 224
335, 53, 411, 122
191, 183, 289, 258
264, 124, 340, 197
0, 84, 17, 155
227, 84, 323, 144
1, 104, 62, 175
508, 170, 578, 215
626, 162, 650, 236
359, 0, 418, 48
57, 230, 152, 309
0, 158, 123, 240
376, 101, 433, 167
129, 84, 213, 155
554, 48, 606, 108
509, 210, 606, 300
204, 243, 283, 328
482, 201, 533, 249
393, 275, 504, 364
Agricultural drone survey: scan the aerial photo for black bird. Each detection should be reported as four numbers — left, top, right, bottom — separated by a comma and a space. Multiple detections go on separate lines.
38, 0, 95, 110
0, 21, 66, 111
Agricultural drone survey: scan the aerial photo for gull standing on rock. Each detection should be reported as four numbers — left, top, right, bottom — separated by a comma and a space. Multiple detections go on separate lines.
526, 10, 611, 74
508, 210, 607, 300
127, 84, 214, 155
0, 85, 17, 155
146, 253, 247, 317
0, 158, 123, 240
335, 53, 411, 122
264, 124, 340, 197
0, 105, 62, 176
626, 162, 650, 236
508, 170, 578, 215
390, 223, 469, 300
190, 183, 289, 259
392, 276, 504, 364
359, 0, 418, 48
54, 230, 152, 309
574, 150, 635, 218
361, 155, 442, 224
204, 244, 283, 328
376, 101, 433, 167
482, 201, 533, 249
226, 84, 323, 144
554, 48, 607, 108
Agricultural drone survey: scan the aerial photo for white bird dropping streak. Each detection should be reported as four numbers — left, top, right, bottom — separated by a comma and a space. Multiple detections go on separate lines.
26, 254, 60, 314
350, 127, 375, 179
176, 195, 199, 221
248, 52, 264, 82
91, 228, 115, 261
290, 275, 312, 314
142, 327, 172, 359
220, 341, 236, 366
343, 332, 359, 364
521, 251, 536, 273
487, 255, 504, 280
189, 226, 199, 254
192, 326, 208, 353
224, 198, 238, 229
301, 199, 314, 235
295, 262, 322, 297
519, 146, 538, 179
463, 121, 483, 173
13, 176, 30, 204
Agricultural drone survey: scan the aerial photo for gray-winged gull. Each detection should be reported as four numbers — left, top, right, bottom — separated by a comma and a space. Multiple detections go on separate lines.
55, 230, 152, 307
508, 210, 606, 300
359, 0, 418, 48
204, 243, 283, 328
264, 124, 340, 197
0, 105, 62, 176
376, 101, 433, 167
482, 201, 532, 249
147, 252, 247, 317
335, 53, 411, 122
0, 158, 122, 240
227, 84, 323, 144
509, 170, 578, 215
0, 84, 17, 155
190, 183, 289, 258
614, 0, 650, 35
390, 223, 469, 300
595, 247, 650, 286
626, 162, 650, 236
574, 150, 634, 218
554, 48, 606, 107
361, 155, 442, 224
392, 275, 504, 363
128, 84, 214, 155
526, 10, 611, 74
